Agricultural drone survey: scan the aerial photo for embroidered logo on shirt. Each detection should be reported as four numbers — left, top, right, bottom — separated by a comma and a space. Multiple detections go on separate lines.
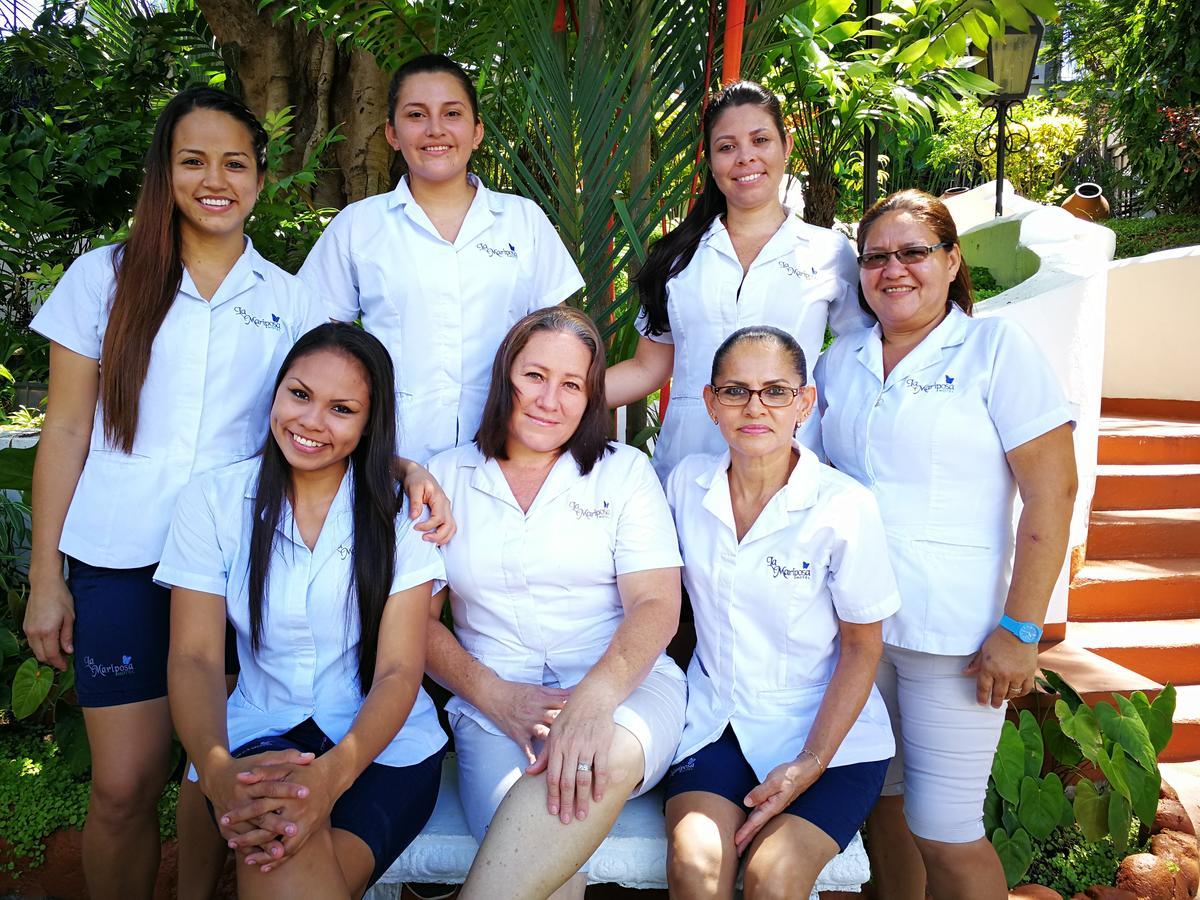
477, 241, 518, 259
336, 545, 350, 560
778, 260, 818, 279
569, 500, 610, 520
766, 556, 813, 580
83, 654, 135, 678
233, 306, 284, 331
904, 374, 957, 395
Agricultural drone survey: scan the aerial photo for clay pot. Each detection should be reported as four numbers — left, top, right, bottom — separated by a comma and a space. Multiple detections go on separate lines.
1070, 888, 1137, 900
1012, 886, 1064, 899
1116, 853, 1176, 900
1061, 183, 1111, 222
940, 186, 972, 199
1153, 798, 1196, 836
1150, 829, 1200, 896
1160, 780, 1180, 802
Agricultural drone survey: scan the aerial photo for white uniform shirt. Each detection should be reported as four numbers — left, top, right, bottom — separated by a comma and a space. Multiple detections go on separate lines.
816, 307, 1073, 656
30, 241, 329, 569
155, 459, 448, 767
666, 444, 899, 778
636, 213, 870, 477
426, 442, 686, 735
298, 175, 585, 462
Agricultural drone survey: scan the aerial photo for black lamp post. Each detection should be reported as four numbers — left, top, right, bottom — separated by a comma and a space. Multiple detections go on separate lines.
973, 17, 1044, 216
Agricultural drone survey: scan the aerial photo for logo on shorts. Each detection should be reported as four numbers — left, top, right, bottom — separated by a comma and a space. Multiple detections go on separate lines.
233, 306, 284, 331
477, 241, 518, 259
83, 655, 135, 678
569, 500, 610, 520
669, 757, 696, 777
766, 556, 812, 580
904, 374, 956, 395
778, 259, 818, 280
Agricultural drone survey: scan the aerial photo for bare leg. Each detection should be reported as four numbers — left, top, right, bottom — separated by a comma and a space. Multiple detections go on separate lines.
864, 795, 926, 900
665, 792, 744, 900
235, 823, 363, 900
82, 699, 175, 900
913, 835, 1006, 900
458, 725, 646, 900
742, 813, 839, 900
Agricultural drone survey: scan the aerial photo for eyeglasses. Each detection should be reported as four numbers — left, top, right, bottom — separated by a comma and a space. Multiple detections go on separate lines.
710, 385, 801, 407
857, 242, 952, 270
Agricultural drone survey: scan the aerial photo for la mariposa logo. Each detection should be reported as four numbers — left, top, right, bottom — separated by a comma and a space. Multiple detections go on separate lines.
83, 654, 135, 677
766, 556, 813, 580
233, 306, 283, 331
477, 241, 518, 259
778, 259, 818, 280
569, 500, 611, 520
904, 374, 956, 395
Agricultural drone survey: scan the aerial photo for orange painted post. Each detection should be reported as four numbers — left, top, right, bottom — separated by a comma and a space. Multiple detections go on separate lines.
722, 0, 746, 85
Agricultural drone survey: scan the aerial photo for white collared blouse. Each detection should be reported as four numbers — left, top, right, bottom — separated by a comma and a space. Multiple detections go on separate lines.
816, 307, 1074, 656
665, 444, 900, 779
30, 240, 329, 569
154, 458, 448, 767
425, 442, 686, 736
636, 213, 871, 477
298, 174, 585, 463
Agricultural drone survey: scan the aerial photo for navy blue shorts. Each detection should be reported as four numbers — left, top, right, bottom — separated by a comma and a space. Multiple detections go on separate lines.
68, 558, 170, 707
665, 725, 890, 851
68, 558, 239, 707
220, 718, 444, 887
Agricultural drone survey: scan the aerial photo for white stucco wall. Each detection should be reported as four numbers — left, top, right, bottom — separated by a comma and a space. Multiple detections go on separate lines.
944, 183, 1115, 626
1103, 245, 1200, 402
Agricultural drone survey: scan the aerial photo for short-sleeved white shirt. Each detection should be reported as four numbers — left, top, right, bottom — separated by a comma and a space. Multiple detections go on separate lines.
636, 213, 871, 477
816, 307, 1074, 655
425, 442, 686, 736
154, 458, 448, 767
298, 175, 585, 463
30, 241, 329, 569
665, 444, 899, 778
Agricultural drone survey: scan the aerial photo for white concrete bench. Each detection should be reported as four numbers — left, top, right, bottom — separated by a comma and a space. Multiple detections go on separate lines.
366, 754, 870, 898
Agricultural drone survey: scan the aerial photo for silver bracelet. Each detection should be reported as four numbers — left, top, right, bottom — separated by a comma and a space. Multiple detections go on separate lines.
799, 747, 825, 771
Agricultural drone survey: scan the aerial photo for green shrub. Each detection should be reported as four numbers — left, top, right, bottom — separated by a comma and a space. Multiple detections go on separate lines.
1105, 215, 1200, 260
1025, 820, 1147, 894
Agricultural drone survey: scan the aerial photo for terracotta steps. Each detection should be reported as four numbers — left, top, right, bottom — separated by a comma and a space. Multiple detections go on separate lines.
1064, 409, 1200, 768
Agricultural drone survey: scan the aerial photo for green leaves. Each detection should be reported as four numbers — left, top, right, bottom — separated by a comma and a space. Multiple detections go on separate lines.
993, 826, 1034, 886
1018, 773, 1069, 840
992, 720, 1027, 803
1073, 778, 1108, 842
11, 657, 54, 719
1056, 699, 1104, 762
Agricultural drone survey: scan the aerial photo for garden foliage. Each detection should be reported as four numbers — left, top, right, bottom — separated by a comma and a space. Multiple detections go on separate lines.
986, 669, 1176, 888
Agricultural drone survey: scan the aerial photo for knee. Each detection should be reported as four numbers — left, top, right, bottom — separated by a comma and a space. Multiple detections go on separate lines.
743, 852, 811, 900
89, 767, 166, 822
667, 824, 727, 895
912, 833, 988, 873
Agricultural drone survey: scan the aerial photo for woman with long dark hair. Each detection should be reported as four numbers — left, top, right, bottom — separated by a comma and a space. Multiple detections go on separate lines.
606, 81, 870, 478
22, 86, 446, 899
160, 323, 446, 899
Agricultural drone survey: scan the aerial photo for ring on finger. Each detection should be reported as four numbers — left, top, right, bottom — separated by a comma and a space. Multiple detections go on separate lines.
576, 762, 592, 773
1008, 686, 1022, 695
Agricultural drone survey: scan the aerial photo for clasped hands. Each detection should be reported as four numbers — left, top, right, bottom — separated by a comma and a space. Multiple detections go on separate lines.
203, 748, 336, 873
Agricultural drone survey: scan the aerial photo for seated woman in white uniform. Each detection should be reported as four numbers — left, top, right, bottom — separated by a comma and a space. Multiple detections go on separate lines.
605, 81, 870, 478
159, 324, 448, 900
425, 306, 687, 900
299, 53, 583, 463
664, 326, 899, 899
817, 190, 1077, 900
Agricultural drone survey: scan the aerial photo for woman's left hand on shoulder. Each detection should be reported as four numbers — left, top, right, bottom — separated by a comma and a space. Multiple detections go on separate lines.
398, 459, 456, 545
734, 754, 822, 855
963, 627, 1039, 708
527, 683, 618, 825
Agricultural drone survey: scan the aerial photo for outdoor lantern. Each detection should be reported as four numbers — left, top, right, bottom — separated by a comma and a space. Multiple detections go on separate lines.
974, 16, 1045, 216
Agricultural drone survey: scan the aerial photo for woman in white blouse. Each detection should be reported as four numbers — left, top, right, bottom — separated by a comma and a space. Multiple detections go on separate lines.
426, 307, 687, 900
664, 326, 898, 899
606, 81, 869, 477
161, 324, 447, 899
817, 190, 1077, 899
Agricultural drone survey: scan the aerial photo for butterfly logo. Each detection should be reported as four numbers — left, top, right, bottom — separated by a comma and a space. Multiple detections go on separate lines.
945, 375, 955, 385
121, 655, 132, 665
508, 243, 516, 253
271, 314, 280, 323
801, 561, 810, 570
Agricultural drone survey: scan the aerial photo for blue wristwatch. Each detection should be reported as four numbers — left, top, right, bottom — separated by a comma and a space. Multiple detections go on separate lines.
999, 614, 1043, 644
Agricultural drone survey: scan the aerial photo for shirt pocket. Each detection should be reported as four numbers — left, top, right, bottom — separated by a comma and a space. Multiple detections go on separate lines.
756, 681, 827, 719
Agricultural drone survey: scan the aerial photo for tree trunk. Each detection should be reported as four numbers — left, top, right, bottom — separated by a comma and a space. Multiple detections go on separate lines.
803, 174, 840, 228
195, 0, 393, 207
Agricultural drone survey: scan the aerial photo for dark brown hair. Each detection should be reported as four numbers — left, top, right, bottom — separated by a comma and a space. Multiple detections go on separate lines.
856, 189, 975, 321
388, 53, 480, 125
635, 81, 788, 336
101, 87, 268, 453
474, 307, 613, 475
711, 325, 807, 387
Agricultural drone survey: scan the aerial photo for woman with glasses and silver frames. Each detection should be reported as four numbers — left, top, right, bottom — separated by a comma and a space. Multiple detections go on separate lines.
663, 326, 899, 899
816, 189, 1077, 900
605, 81, 870, 479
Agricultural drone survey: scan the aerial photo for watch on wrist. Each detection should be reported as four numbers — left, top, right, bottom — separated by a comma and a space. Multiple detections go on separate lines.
999, 614, 1042, 644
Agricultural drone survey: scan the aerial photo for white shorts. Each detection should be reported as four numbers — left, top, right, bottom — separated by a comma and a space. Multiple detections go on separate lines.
875, 643, 1007, 844
450, 667, 686, 852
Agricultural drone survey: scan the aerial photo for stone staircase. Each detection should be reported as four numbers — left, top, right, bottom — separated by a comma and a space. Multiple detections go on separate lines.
1066, 406, 1200, 764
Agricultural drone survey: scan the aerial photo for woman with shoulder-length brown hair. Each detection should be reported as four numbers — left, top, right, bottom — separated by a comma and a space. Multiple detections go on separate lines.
425, 306, 688, 900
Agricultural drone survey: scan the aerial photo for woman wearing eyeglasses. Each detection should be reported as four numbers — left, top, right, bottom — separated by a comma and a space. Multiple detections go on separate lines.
604, 81, 870, 479
816, 190, 1077, 899
663, 326, 898, 900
